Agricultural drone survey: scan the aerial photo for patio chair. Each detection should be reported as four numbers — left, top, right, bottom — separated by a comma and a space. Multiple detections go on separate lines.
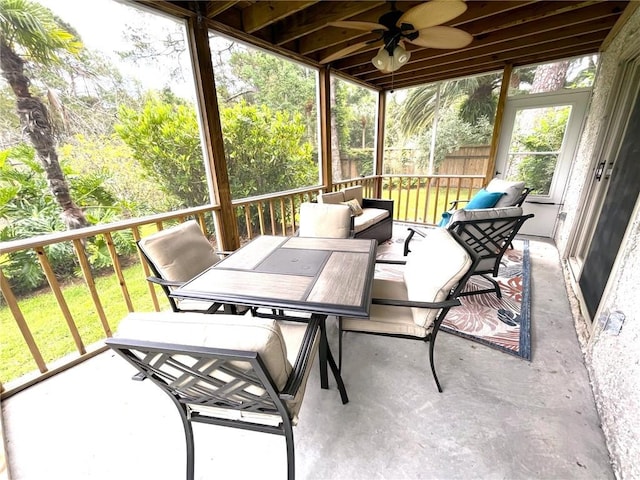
106, 311, 321, 480
137, 220, 246, 314
298, 202, 353, 238
339, 228, 479, 392
404, 208, 534, 299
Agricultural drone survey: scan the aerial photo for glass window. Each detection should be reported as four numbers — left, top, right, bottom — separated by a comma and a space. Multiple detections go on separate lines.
508, 55, 598, 96
330, 77, 377, 181
209, 34, 320, 199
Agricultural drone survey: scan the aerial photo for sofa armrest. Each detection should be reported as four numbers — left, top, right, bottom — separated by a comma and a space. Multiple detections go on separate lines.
362, 198, 394, 215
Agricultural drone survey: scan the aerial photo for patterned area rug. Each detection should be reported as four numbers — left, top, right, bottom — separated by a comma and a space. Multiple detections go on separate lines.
376, 224, 532, 360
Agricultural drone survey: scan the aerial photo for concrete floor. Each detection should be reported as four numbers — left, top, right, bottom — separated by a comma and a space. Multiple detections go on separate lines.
2, 237, 613, 479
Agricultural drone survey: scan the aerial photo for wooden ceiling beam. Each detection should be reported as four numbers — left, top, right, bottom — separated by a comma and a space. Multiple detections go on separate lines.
205, 1, 237, 19
242, 1, 318, 34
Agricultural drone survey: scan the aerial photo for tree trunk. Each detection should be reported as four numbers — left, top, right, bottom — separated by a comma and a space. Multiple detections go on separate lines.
0, 39, 89, 229
531, 61, 569, 93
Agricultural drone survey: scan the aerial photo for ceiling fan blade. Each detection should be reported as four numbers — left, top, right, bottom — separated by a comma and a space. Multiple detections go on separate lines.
408, 26, 473, 49
398, 0, 468, 31
320, 41, 372, 64
329, 21, 387, 31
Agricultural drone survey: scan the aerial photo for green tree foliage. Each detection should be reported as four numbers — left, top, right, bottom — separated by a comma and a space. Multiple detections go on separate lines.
0, 0, 89, 228
115, 90, 208, 208
513, 106, 570, 194
221, 100, 315, 198
0, 145, 135, 295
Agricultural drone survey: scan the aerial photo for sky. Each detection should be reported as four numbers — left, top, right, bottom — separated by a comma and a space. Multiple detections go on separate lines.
37, 0, 196, 99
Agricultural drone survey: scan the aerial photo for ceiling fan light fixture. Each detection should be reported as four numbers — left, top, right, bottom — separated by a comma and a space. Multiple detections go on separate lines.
371, 44, 410, 73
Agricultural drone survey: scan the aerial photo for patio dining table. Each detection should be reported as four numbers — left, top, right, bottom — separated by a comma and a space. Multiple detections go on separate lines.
170, 235, 378, 405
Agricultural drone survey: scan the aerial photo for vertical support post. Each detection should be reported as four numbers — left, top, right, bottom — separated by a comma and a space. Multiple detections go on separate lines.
486, 64, 513, 186
319, 67, 332, 192
186, 14, 239, 251
374, 90, 386, 199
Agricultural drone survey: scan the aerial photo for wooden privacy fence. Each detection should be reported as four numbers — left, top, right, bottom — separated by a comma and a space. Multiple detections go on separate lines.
437, 145, 490, 187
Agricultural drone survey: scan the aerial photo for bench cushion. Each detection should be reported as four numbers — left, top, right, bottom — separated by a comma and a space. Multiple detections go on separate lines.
318, 190, 345, 205
353, 208, 389, 233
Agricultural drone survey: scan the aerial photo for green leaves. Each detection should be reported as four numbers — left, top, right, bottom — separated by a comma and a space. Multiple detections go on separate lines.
0, 0, 83, 65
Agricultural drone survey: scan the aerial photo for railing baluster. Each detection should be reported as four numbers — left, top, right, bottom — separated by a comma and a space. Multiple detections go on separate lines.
402, 177, 410, 221
289, 196, 296, 233
132, 226, 161, 312
257, 201, 266, 235
196, 213, 207, 234
73, 239, 112, 337
413, 177, 421, 222
279, 198, 286, 235
35, 247, 86, 354
244, 205, 253, 240
0, 269, 48, 374
103, 232, 134, 313
268, 200, 276, 235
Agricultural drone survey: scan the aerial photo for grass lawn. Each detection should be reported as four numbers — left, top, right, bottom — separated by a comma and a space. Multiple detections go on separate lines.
0, 261, 169, 383
383, 184, 478, 224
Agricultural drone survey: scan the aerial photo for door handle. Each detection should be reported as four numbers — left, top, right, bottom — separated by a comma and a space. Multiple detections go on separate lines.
595, 161, 605, 181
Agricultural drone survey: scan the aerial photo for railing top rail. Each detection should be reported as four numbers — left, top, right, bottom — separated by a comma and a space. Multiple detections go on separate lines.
231, 185, 323, 206
0, 204, 221, 254
380, 174, 485, 179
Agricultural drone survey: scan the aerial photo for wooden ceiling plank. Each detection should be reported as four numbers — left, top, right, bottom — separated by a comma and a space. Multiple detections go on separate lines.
374, 41, 602, 89
272, 1, 384, 46
242, 1, 319, 34
205, 1, 238, 19
357, 17, 617, 81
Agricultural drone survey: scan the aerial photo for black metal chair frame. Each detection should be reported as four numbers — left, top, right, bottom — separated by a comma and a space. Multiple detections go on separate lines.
137, 243, 247, 315
404, 214, 534, 298
106, 316, 320, 480
339, 230, 480, 392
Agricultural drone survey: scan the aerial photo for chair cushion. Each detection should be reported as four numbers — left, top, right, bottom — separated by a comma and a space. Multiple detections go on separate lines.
299, 202, 352, 238
353, 207, 389, 233
403, 228, 472, 328
318, 190, 345, 205
486, 179, 526, 207
115, 312, 318, 425
465, 188, 504, 209
342, 185, 363, 206
138, 220, 219, 282
341, 198, 363, 216
116, 312, 293, 390
341, 278, 429, 337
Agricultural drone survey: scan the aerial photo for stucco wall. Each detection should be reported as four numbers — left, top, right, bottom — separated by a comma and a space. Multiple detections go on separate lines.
555, 7, 640, 480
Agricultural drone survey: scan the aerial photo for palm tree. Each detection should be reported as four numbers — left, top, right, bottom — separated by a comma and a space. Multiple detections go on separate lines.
0, 0, 89, 229
397, 74, 501, 138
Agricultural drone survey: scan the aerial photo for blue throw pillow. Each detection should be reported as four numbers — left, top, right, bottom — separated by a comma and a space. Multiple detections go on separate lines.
465, 188, 504, 209
438, 211, 452, 227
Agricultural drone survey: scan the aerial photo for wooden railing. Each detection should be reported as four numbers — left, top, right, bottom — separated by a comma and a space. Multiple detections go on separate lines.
233, 185, 322, 240
0, 174, 483, 397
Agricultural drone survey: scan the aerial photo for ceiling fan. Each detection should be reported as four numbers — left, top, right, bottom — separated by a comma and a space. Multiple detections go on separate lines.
321, 0, 473, 73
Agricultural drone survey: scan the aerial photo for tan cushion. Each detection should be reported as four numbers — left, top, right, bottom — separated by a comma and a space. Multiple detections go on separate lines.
138, 220, 218, 282
403, 228, 472, 328
299, 202, 352, 238
342, 185, 363, 206
115, 312, 293, 389
341, 278, 429, 337
318, 190, 345, 205
352, 207, 390, 233
486, 179, 526, 207
341, 198, 363, 216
